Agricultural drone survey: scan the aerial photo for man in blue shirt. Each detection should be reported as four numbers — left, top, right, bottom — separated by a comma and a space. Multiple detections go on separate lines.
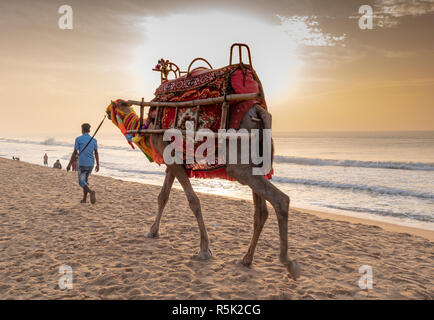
67, 123, 100, 204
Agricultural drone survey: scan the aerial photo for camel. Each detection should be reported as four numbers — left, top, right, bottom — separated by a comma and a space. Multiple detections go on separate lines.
107, 101, 301, 280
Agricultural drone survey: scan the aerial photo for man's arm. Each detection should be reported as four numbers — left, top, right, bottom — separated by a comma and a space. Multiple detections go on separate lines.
94, 150, 100, 172
67, 150, 78, 172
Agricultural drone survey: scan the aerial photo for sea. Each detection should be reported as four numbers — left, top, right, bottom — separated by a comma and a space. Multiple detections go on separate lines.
1, 131, 433, 231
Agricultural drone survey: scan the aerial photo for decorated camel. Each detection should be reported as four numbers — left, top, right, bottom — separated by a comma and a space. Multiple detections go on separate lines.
106, 44, 300, 280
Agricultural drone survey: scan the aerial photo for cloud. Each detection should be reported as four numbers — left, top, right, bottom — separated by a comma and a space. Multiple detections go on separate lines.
374, 0, 434, 27
277, 15, 346, 46
378, 0, 434, 17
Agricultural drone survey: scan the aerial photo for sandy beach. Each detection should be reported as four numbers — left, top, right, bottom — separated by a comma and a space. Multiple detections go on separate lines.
0, 157, 432, 300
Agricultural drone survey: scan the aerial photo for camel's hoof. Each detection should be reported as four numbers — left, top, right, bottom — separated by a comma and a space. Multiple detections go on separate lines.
241, 256, 252, 267
192, 249, 212, 261
144, 231, 159, 239
287, 260, 301, 280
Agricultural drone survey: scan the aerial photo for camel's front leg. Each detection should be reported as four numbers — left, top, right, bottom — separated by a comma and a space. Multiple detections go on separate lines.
145, 170, 175, 238
168, 164, 212, 260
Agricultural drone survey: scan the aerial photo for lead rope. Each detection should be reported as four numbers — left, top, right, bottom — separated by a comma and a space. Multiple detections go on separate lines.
78, 115, 107, 156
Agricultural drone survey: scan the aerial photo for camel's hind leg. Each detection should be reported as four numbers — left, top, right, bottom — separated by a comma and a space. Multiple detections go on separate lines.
242, 191, 269, 266
226, 165, 300, 279
145, 171, 175, 238
168, 164, 212, 260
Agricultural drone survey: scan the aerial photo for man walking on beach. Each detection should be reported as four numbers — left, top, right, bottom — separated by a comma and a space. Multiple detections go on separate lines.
67, 123, 100, 204
43, 153, 48, 166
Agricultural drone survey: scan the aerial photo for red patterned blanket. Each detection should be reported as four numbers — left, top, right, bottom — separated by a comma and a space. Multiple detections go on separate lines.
150, 64, 271, 180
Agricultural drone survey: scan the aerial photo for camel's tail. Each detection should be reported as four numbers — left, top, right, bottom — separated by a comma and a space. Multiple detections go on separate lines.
253, 104, 274, 167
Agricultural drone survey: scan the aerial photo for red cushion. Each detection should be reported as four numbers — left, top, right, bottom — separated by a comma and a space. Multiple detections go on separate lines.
231, 68, 259, 94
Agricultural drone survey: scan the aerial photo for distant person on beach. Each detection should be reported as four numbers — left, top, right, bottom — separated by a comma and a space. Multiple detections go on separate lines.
67, 123, 99, 204
53, 160, 62, 169
43, 153, 48, 166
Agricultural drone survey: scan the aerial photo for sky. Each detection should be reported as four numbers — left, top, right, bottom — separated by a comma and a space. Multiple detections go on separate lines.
0, 0, 433, 135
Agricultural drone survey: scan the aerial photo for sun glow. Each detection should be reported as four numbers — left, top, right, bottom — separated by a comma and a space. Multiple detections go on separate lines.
131, 11, 305, 107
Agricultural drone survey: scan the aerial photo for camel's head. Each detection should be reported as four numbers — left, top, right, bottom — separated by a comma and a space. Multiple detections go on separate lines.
106, 99, 139, 150
106, 99, 133, 122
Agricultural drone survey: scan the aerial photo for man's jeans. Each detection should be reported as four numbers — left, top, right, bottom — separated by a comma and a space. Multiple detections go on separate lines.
78, 166, 93, 188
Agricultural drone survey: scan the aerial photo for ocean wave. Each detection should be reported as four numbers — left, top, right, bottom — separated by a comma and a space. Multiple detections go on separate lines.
272, 176, 434, 200
0, 137, 133, 152
100, 162, 166, 176
274, 155, 434, 171
0, 137, 73, 148
322, 204, 434, 223
41, 138, 60, 145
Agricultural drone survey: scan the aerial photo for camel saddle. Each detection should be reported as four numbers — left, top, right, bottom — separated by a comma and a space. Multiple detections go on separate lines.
151, 64, 266, 131
148, 63, 271, 180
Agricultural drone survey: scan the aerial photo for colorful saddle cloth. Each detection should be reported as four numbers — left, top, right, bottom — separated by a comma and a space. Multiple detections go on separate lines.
149, 64, 272, 180
154, 65, 265, 130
